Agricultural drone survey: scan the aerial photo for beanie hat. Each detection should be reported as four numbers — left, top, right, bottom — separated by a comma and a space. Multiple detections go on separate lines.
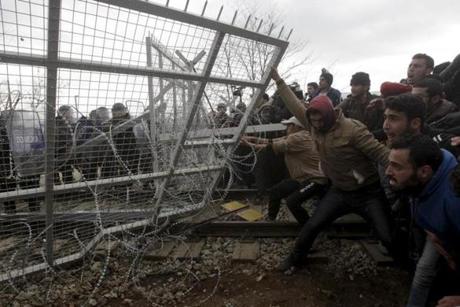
306, 96, 337, 132
350, 72, 370, 86
112, 102, 127, 112
380, 82, 412, 98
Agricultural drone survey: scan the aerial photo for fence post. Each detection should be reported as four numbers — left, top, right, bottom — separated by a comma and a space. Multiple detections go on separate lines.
44, 0, 61, 266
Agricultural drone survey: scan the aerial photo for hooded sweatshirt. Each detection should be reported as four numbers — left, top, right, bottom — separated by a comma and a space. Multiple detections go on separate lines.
307, 96, 337, 132
415, 149, 460, 253
276, 80, 389, 191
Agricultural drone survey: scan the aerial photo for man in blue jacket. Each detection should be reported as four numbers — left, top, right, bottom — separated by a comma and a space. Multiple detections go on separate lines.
385, 134, 460, 307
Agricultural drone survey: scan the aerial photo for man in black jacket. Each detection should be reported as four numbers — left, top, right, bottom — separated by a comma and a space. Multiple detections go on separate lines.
101, 103, 138, 177
55, 105, 76, 184
412, 77, 458, 125
339, 72, 382, 134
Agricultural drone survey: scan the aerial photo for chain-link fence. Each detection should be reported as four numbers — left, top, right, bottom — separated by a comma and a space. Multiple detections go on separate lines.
0, 0, 288, 282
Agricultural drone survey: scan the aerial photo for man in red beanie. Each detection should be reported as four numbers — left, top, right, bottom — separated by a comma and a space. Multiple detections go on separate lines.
270, 67, 393, 272
380, 82, 413, 98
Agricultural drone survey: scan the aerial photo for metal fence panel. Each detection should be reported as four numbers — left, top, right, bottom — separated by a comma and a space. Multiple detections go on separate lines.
0, 0, 288, 282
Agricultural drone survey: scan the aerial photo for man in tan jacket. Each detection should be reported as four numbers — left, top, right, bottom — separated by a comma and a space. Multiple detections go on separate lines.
241, 116, 328, 224
270, 68, 392, 272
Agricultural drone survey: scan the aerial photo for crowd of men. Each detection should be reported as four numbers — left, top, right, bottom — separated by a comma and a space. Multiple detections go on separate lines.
1, 52, 460, 306
0, 102, 156, 213
53, 102, 146, 185
238, 53, 460, 307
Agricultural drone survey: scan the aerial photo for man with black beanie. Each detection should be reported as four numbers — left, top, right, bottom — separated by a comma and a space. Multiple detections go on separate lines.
339, 72, 383, 135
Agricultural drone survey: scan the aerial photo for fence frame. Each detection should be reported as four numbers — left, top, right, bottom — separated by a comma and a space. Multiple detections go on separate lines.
0, 0, 289, 281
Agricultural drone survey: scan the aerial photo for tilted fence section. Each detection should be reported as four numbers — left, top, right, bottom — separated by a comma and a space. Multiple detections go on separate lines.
0, 0, 288, 281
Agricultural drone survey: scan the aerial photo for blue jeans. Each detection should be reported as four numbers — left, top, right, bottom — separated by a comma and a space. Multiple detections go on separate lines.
407, 239, 440, 307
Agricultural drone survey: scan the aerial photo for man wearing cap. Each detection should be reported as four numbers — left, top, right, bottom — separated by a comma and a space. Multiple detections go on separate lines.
312, 68, 342, 107
241, 116, 328, 224
270, 67, 393, 272
339, 72, 382, 134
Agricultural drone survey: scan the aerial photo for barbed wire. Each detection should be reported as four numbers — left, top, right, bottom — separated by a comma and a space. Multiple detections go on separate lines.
0, 88, 279, 305
0, 0, 287, 303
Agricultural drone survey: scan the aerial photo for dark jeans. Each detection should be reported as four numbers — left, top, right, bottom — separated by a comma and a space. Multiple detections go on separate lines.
78, 155, 99, 181
289, 183, 393, 266
20, 176, 41, 212
3, 176, 41, 213
253, 147, 287, 196
102, 152, 138, 178
268, 179, 327, 224
407, 239, 440, 307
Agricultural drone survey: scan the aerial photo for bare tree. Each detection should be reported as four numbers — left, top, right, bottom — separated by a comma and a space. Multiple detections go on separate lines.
209, 0, 312, 109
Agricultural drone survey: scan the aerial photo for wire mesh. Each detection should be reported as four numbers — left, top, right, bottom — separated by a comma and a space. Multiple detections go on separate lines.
0, 0, 288, 296
0, 0, 48, 56
213, 34, 277, 81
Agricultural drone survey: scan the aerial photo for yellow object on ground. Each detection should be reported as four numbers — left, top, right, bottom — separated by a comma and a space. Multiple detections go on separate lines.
221, 201, 248, 212
237, 208, 264, 221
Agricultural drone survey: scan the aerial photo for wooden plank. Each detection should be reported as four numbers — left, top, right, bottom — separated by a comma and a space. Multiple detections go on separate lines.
232, 241, 259, 262
0, 237, 19, 254
188, 208, 219, 223
307, 251, 329, 264
335, 214, 365, 224
221, 201, 248, 212
94, 240, 120, 259
95, 240, 119, 252
192, 221, 302, 237
237, 209, 263, 221
173, 241, 205, 260
144, 241, 175, 260
327, 230, 370, 239
361, 241, 394, 265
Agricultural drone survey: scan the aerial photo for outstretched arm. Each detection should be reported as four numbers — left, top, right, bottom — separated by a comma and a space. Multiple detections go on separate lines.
270, 67, 309, 128
352, 123, 389, 167
240, 136, 269, 150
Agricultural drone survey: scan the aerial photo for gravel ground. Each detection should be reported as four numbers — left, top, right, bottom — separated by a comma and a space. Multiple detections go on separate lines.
0, 232, 409, 306
0, 198, 409, 306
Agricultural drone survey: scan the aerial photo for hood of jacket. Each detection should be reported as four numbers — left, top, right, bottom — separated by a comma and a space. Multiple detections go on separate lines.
307, 95, 337, 132
416, 149, 460, 250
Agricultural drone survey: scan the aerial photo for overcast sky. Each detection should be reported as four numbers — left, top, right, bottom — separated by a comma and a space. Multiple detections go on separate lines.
179, 0, 460, 93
